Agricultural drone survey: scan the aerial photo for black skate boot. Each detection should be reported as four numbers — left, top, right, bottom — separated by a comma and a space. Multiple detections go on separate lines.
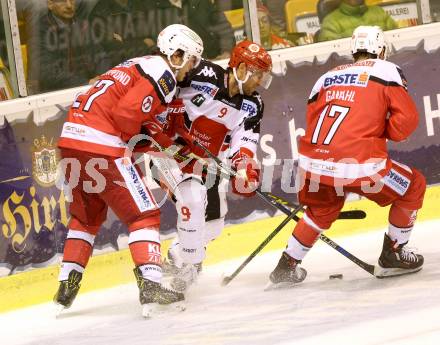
133, 267, 185, 318
54, 270, 82, 315
267, 252, 307, 289
377, 234, 424, 278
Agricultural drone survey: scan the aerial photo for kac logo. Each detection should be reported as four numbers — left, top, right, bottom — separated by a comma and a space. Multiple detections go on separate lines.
141, 96, 153, 113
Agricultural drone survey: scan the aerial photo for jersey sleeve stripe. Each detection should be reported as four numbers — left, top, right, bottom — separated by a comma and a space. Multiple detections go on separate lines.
369, 75, 403, 88
308, 92, 319, 104
135, 64, 166, 104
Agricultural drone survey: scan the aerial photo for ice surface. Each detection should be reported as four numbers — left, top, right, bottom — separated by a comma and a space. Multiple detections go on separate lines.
1, 219, 440, 345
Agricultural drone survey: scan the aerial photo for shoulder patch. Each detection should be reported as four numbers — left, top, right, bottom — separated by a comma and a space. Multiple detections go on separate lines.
158, 70, 176, 97
191, 94, 206, 107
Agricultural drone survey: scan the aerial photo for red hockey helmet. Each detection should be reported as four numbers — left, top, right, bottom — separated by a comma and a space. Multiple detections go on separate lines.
229, 40, 272, 72
228, 40, 272, 90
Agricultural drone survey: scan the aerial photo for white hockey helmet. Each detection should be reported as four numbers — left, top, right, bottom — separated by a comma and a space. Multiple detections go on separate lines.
157, 24, 204, 69
350, 26, 386, 57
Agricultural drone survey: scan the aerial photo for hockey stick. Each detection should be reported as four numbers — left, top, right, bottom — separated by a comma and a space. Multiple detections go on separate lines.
264, 192, 366, 220
192, 140, 365, 221
150, 140, 364, 220
222, 203, 304, 286
193, 141, 380, 279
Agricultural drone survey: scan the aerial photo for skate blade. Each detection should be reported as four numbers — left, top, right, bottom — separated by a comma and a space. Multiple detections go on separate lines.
142, 301, 186, 318
54, 303, 67, 318
264, 281, 297, 291
375, 266, 423, 279
142, 303, 158, 319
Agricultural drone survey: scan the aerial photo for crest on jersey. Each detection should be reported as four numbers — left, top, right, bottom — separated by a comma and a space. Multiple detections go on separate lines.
191, 94, 206, 107
31, 135, 58, 187
142, 96, 154, 113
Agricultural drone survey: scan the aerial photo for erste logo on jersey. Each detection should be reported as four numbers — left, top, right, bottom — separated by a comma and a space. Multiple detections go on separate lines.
191, 81, 219, 97
141, 96, 153, 113
241, 99, 257, 117
324, 72, 370, 88
158, 70, 176, 96
382, 168, 410, 196
197, 66, 217, 79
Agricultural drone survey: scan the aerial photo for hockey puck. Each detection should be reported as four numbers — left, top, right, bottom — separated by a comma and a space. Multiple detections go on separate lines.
329, 274, 343, 280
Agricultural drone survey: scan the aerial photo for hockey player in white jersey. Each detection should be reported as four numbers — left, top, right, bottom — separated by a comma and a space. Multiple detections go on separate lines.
151, 40, 273, 292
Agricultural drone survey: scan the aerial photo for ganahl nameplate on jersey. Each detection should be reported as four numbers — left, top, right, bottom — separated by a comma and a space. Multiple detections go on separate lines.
31, 135, 58, 187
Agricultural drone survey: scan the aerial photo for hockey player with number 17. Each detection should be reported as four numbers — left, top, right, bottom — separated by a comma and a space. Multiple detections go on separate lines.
152, 41, 273, 292
269, 26, 426, 286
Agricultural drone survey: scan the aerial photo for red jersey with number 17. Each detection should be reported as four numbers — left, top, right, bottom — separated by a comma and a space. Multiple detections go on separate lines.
58, 56, 177, 157
298, 58, 419, 186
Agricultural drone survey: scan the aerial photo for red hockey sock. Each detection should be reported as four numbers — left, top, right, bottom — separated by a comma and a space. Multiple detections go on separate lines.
285, 219, 321, 261
59, 229, 95, 281
128, 228, 162, 282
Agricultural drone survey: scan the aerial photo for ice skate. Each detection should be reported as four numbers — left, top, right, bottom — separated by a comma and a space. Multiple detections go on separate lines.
266, 252, 307, 290
376, 234, 424, 278
170, 263, 201, 293
162, 243, 182, 277
53, 270, 83, 316
134, 267, 185, 318
162, 240, 204, 279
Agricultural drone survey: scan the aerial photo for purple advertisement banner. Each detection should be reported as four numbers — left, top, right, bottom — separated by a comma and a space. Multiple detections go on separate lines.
1, 45, 439, 275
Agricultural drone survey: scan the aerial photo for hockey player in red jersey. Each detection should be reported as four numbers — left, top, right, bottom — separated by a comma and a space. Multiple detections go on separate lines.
269, 26, 426, 286
54, 24, 203, 316
151, 40, 272, 292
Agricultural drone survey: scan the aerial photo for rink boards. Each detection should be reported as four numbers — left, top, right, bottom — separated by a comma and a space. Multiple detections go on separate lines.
0, 184, 439, 313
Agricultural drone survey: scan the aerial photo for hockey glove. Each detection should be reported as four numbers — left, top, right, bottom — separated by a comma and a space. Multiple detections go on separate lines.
231, 150, 260, 197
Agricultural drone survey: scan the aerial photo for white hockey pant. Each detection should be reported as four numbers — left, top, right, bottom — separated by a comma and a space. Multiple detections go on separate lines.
168, 217, 225, 267
175, 178, 207, 264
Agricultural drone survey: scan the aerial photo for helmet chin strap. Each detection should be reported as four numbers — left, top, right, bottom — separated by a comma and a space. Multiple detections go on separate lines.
233, 67, 251, 95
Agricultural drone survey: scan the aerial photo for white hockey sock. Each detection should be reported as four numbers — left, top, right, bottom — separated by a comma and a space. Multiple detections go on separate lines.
387, 223, 413, 245
285, 235, 311, 261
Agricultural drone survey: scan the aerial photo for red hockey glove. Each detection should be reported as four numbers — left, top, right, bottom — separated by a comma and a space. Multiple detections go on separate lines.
231, 149, 260, 197
140, 120, 174, 150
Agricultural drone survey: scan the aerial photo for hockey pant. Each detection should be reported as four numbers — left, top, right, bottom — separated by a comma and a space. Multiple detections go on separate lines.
149, 155, 228, 265
58, 149, 162, 283
286, 161, 426, 261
